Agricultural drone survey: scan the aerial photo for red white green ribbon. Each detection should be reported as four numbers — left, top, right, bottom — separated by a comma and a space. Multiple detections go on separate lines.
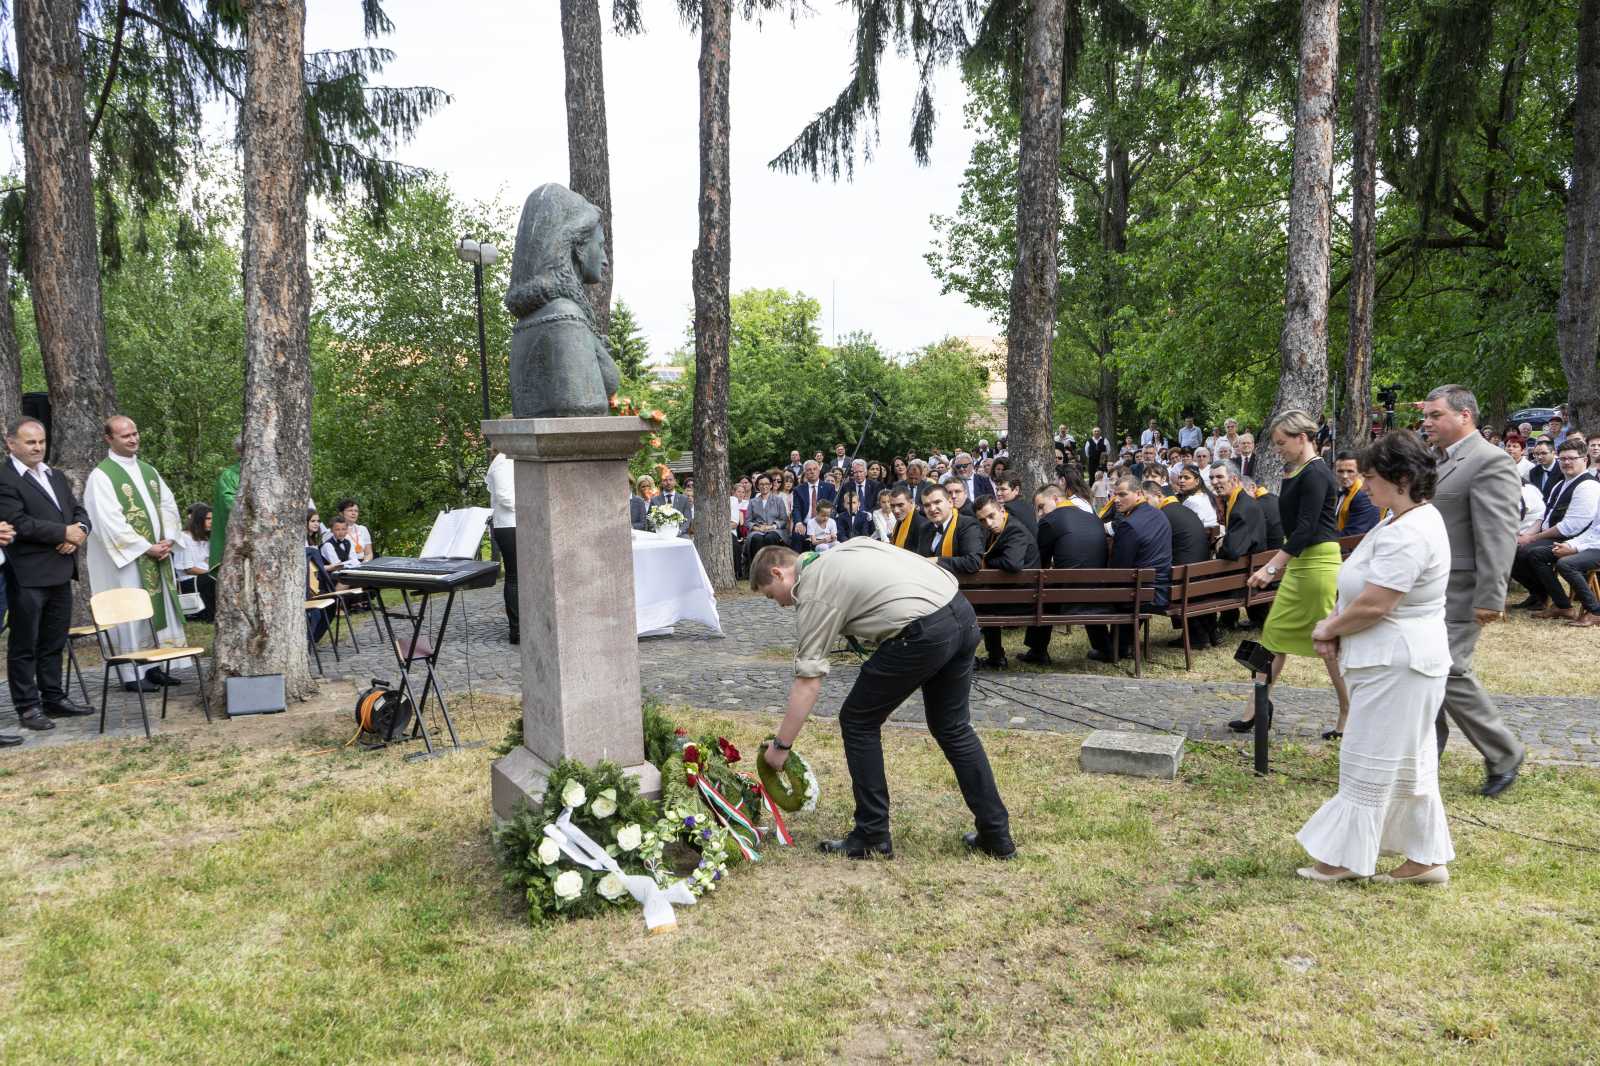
742, 773, 794, 847
688, 770, 762, 862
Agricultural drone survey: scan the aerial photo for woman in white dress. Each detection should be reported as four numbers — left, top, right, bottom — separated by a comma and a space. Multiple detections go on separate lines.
1297, 430, 1454, 884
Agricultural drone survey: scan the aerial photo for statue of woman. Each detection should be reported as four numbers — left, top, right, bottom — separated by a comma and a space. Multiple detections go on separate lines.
504, 184, 621, 417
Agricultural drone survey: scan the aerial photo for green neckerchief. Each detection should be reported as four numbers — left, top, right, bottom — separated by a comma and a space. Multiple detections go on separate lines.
797, 550, 820, 571
97, 457, 179, 632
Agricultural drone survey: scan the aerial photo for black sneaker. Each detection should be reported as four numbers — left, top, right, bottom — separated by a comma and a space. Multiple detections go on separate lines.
963, 831, 1017, 860
818, 833, 893, 860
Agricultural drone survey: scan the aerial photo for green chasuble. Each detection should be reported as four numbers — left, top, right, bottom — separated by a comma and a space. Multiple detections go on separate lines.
96, 457, 181, 632
211, 462, 241, 568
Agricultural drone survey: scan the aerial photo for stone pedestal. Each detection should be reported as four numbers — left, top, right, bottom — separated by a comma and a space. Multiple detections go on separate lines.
484, 416, 662, 822
1079, 729, 1186, 780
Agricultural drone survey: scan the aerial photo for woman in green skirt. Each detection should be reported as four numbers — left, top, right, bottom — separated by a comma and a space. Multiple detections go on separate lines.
1232, 409, 1350, 735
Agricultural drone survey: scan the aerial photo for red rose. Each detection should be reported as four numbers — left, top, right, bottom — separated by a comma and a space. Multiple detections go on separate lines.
683, 743, 700, 766
717, 737, 741, 764
674, 727, 688, 736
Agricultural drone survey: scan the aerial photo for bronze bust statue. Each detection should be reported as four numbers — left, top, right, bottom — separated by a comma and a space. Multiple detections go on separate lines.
504, 184, 621, 417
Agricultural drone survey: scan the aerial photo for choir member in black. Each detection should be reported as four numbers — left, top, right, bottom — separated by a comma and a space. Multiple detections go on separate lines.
1250, 477, 1285, 548
1146, 482, 1218, 648
1087, 477, 1173, 662
917, 484, 986, 573
973, 495, 1040, 669
1020, 486, 1109, 665
1209, 461, 1270, 630
993, 474, 1037, 537
887, 487, 931, 551
941, 478, 978, 519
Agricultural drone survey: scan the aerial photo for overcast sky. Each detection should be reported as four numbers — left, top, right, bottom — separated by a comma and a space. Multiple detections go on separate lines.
305, 1, 997, 359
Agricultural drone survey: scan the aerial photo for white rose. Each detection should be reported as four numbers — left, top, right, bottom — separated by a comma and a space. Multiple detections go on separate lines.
552, 869, 583, 900
597, 872, 626, 900
536, 837, 561, 866
616, 824, 642, 851
560, 779, 587, 809
591, 794, 617, 820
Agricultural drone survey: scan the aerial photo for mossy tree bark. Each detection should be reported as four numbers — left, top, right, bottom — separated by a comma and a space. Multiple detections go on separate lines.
560, 0, 615, 335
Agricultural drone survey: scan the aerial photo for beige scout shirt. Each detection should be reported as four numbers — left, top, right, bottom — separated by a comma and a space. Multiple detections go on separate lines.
791, 538, 958, 678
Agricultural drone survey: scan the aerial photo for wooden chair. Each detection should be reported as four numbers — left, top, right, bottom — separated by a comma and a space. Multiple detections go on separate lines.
90, 589, 211, 738
306, 595, 337, 675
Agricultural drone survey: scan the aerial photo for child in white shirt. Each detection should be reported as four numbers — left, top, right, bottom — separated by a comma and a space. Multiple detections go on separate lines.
806, 501, 840, 552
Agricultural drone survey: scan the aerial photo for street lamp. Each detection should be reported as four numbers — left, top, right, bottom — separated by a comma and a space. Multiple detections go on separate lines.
455, 237, 500, 423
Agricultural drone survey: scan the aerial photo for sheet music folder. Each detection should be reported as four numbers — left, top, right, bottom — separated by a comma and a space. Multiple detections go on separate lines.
418, 507, 492, 559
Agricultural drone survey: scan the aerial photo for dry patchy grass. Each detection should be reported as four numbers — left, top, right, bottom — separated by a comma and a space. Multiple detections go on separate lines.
0, 696, 1596, 1064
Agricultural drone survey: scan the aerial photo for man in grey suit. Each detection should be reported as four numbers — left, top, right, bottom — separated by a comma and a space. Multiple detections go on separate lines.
1421, 384, 1525, 796
655, 470, 693, 534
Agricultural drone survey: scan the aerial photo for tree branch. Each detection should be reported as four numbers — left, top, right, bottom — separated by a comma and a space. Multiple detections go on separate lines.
124, 6, 244, 104
87, 1, 129, 144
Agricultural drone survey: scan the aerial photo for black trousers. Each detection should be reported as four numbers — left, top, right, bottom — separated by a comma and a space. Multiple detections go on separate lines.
492, 525, 519, 636
5, 574, 72, 711
1513, 541, 1567, 607
838, 595, 1009, 840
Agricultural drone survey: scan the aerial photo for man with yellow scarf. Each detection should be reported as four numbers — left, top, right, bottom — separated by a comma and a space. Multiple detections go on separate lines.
973, 495, 1040, 669
1334, 452, 1382, 535
915, 484, 985, 574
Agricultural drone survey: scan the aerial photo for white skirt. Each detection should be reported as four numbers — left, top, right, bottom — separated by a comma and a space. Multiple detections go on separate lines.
1296, 649, 1454, 876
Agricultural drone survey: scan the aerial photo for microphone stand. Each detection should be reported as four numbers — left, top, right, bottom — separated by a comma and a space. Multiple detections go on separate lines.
849, 395, 883, 465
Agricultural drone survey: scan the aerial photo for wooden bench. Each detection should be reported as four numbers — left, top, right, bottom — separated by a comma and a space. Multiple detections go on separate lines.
1165, 557, 1252, 670
958, 567, 1161, 676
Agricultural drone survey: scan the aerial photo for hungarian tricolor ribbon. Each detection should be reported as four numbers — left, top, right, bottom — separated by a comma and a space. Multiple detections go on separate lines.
687, 768, 762, 862
742, 773, 793, 847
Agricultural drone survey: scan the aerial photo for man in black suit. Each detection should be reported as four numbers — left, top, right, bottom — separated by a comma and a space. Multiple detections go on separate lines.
917, 484, 985, 573
790, 461, 835, 549
942, 477, 977, 518
952, 453, 994, 501
994, 474, 1038, 536
974, 495, 1040, 669
1210, 462, 1270, 632
1022, 486, 1110, 664
1526, 439, 1561, 499
886, 487, 930, 551
840, 459, 880, 517
1147, 481, 1216, 648
0, 417, 95, 733
897, 459, 929, 505
1247, 476, 1285, 548
1237, 433, 1259, 479
1087, 476, 1173, 662
0, 512, 15, 746
829, 443, 850, 475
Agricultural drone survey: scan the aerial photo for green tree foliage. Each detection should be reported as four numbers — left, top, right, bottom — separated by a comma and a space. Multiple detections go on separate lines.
607, 297, 650, 381
658, 289, 987, 475
312, 179, 515, 551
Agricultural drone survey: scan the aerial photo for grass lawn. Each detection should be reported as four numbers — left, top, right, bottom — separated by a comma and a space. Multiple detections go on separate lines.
760, 607, 1599, 698
1, 695, 1596, 1064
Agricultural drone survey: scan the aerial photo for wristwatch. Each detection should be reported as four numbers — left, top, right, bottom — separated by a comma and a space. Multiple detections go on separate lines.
770, 737, 792, 751
1264, 565, 1279, 577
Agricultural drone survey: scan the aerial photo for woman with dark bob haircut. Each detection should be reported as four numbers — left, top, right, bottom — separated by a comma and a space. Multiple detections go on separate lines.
1296, 430, 1456, 884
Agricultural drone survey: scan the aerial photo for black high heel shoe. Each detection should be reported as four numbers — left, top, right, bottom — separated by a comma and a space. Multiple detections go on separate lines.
1227, 699, 1274, 733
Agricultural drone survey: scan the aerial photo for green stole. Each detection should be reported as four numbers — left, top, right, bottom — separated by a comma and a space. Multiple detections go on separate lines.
97, 457, 179, 632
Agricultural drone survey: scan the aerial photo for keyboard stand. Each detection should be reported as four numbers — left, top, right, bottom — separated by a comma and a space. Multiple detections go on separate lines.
368, 584, 465, 760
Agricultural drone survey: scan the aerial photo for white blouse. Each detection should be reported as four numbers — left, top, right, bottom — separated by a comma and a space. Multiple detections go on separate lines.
1334, 504, 1451, 676
173, 531, 211, 573
1182, 492, 1219, 529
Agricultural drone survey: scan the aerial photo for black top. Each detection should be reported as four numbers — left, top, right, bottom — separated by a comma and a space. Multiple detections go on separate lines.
1003, 497, 1038, 537
983, 519, 1041, 572
0, 462, 92, 587
1216, 490, 1267, 561
1256, 491, 1285, 548
1036, 505, 1109, 569
1160, 501, 1212, 566
919, 514, 987, 574
1277, 456, 1339, 556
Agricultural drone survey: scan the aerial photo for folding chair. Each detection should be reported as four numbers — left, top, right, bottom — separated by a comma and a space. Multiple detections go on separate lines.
91, 589, 211, 738
306, 595, 337, 675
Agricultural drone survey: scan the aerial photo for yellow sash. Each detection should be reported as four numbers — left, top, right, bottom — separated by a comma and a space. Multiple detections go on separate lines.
1254, 486, 1270, 498
893, 515, 913, 548
1336, 478, 1363, 531
1098, 501, 1114, 520
938, 518, 958, 557
1224, 486, 1241, 524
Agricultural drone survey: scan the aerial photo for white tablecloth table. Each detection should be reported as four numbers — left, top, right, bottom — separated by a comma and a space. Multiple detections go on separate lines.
632, 531, 722, 636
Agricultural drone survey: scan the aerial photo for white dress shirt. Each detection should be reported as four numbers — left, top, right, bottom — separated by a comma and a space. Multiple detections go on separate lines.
10, 454, 62, 511
1518, 483, 1547, 536
485, 452, 516, 528
173, 531, 211, 573
1546, 475, 1600, 537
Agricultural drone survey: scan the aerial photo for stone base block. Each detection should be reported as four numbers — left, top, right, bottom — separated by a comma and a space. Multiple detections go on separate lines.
1079, 729, 1186, 780
490, 745, 663, 824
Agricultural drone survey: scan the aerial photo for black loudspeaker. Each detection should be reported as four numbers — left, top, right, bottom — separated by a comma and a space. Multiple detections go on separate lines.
1233, 639, 1275, 675
20, 392, 49, 461
225, 674, 287, 717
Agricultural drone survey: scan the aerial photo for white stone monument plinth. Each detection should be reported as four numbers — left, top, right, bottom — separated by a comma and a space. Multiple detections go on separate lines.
484, 416, 662, 821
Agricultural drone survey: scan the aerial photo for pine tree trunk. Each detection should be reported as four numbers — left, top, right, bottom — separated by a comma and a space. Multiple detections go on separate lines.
1005, 0, 1066, 496
1259, 0, 1339, 489
14, 0, 116, 494
1560, 0, 1600, 432
691, 0, 734, 591
0, 245, 24, 433
560, 0, 615, 336
214, 0, 315, 702
1339, 0, 1382, 455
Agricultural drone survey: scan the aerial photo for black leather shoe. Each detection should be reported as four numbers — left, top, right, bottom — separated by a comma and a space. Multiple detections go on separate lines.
44, 699, 94, 718
818, 833, 893, 860
1165, 636, 1188, 648
1086, 649, 1112, 663
0, 732, 23, 747
1481, 753, 1525, 798
1017, 650, 1052, 666
963, 831, 1017, 860
1227, 700, 1274, 734
975, 656, 1008, 670
124, 679, 161, 693
144, 668, 182, 687
17, 710, 55, 731
1511, 596, 1546, 611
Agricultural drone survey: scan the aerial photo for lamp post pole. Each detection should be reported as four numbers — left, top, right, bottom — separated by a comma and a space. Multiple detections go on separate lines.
456, 237, 499, 424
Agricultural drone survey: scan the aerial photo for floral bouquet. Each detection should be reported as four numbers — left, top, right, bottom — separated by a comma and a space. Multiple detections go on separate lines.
645, 504, 685, 532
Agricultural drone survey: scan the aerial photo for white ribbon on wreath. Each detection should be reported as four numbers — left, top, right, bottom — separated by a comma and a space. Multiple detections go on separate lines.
545, 808, 697, 934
